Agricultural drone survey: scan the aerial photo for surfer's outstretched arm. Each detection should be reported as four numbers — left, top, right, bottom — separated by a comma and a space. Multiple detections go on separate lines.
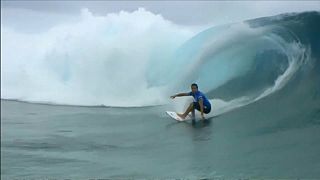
170, 93, 189, 99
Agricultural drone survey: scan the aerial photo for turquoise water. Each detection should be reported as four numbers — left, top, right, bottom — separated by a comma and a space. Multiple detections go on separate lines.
2, 98, 320, 179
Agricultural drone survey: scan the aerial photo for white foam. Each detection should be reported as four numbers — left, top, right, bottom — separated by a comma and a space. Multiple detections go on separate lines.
1, 8, 197, 107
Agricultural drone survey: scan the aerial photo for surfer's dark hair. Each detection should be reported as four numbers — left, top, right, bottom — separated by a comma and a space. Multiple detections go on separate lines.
191, 83, 198, 89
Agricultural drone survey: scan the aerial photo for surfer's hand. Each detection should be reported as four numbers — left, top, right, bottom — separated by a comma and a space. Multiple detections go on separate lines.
170, 95, 176, 99
201, 114, 205, 120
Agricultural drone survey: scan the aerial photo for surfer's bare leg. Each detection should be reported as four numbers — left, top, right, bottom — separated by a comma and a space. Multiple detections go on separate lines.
177, 103, 194, 119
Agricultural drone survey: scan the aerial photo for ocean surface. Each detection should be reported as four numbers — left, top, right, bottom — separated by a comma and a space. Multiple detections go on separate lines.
2, 93, 320, 179
1, 11, 320, 179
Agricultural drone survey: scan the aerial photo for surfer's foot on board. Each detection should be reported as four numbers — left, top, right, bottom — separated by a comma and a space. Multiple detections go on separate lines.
177, 113, 186, 119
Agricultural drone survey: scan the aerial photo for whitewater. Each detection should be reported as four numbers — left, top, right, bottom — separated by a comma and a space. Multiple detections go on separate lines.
1, 8, 197, 107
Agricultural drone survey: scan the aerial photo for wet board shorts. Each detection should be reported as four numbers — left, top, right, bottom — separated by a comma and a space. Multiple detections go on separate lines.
193, 102, 211, 114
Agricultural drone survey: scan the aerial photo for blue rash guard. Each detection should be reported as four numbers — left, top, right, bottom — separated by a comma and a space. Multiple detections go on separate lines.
188, 91, 211, 113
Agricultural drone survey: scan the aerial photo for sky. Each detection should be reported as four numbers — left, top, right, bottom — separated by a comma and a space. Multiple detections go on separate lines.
1, 1, 320, 33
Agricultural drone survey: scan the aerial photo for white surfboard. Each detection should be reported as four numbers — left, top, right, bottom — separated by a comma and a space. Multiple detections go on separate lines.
166, 111, 219, 122
166, 111, 194, 121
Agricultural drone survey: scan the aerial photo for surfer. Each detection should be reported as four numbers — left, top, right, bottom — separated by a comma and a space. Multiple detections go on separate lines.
170, 83, 211, 120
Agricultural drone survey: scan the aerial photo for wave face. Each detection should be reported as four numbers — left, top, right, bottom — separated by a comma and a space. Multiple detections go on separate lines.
1, 10, 320, 109
171, 11, 320, 115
